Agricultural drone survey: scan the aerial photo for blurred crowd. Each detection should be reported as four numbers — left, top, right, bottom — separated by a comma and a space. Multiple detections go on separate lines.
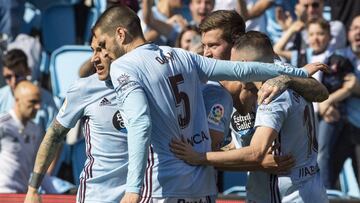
0, 0, 360, 195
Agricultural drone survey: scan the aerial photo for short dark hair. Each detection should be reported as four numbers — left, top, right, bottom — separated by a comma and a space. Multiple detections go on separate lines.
306, 18, 331, 35
175, 25, 200, 48
92, 5, 143, 38
233, 31, 275, 60
2, 49, 29, 73
199, 10, 245, 44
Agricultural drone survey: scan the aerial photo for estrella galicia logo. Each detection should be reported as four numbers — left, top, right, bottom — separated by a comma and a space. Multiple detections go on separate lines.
112, 110, 127, 133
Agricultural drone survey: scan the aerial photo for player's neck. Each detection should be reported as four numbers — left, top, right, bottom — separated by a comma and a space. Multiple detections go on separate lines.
13, 107, 29, 126
126, 38, 147, 53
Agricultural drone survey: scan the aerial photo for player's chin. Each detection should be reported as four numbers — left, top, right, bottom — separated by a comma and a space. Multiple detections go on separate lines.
97, 72, 109, 81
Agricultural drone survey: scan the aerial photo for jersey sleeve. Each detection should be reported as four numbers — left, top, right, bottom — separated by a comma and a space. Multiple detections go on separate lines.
40, 89, 59, 130
56, 80, 86, 129
254, 91, 292, 133
189, 52, 309, 82
110, 62, 150, 194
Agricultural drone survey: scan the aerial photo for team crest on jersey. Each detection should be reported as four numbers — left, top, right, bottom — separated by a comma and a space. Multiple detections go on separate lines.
112, 110, 127, 133
208, 104, 224, 125
117, 73, 130, 86
59, 98, 68, 116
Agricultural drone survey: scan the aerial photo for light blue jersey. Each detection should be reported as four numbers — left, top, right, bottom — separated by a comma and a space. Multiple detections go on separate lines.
247, 90, 328, 203
202, 81, 233, 140
56, 74, 128, 203
109, 44, 309, 198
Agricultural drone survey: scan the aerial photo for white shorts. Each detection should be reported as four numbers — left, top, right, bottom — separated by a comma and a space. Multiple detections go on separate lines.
140, 196, 215, 203
246, 172, 329, 203
281, 173, 329, 203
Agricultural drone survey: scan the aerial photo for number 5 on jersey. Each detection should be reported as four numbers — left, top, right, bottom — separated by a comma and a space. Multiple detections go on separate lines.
168, 74, 191, 128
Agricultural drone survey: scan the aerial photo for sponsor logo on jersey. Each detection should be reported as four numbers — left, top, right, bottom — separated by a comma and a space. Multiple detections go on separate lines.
185, 130, 209, 146
117, 73, 130, 86
99, 97, 111, 106
112, 110, 127, 133
231, 111, 255, 132
208, 104, 224, 125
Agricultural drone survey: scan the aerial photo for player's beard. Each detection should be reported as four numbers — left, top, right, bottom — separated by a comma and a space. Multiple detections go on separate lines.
112, 39, 126, 59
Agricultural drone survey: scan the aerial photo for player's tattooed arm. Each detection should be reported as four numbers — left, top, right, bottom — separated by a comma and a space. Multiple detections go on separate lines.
258, 75, 329, 104
28, 119, 69, 189
288, 76, 329, 102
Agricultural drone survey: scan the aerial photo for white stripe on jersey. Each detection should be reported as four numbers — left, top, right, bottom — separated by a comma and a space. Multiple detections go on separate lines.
141, 146, 155, 202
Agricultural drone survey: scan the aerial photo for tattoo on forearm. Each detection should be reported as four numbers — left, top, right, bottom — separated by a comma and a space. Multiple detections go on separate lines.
290, 78, 329, 102
32, 119, 69, 184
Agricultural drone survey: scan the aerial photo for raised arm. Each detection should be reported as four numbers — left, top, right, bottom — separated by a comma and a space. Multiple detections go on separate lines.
142, 0, 184, 44
194, 52, 328, 82
258, 75, 329, 104
25, 119, 69, 203
273, 20, 305, 60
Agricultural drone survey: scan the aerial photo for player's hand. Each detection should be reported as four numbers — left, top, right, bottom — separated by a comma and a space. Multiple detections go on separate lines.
323, 105, 340, 123
261, 154, 295, 175
258, 75, 291, 104
318, 101, 331, 116
275, 7, 293, 31
303, 62, 329, 76
170, 138, 205, 165
24, 187, 42, 203
120, 192, 140, 203
167, 14, 188, 30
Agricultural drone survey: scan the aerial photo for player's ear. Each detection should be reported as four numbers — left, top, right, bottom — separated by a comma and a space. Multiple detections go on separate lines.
115, 27, 127, 44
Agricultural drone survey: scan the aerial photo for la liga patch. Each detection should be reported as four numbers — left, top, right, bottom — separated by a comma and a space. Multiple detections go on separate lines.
208, 104, 224, 125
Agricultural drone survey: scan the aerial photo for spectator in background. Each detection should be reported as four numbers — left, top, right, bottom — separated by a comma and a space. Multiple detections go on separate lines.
138, 0, 187, 46
213, 0, 238, 11
0, 0, 25, 40
296, 0, 346, 50
0, 49, 58, 133
175, 25, 202, 54
261, 0, 298, 43
0, 81, 42, 193
189, 0, 215, 26
237, 0, 267, 33
275, 17, 357, 188
331, 15, 360, 188
274, 18, 332, 68
329, 0, 360, 31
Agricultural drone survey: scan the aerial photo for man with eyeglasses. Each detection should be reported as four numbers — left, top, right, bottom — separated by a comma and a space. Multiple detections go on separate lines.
0, 49, 58, 133
296, 0, 346, 50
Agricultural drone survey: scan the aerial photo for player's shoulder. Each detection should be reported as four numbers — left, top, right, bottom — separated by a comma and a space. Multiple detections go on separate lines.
203, 82, 232, 99
277, 89, 305, 106
0, 85, 11, 96
265, 89, 301, 107
70, 74, 99, 91
0, 112, 12, 125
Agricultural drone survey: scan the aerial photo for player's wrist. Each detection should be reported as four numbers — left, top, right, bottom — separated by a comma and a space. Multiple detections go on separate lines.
27, 186, 38, 193
28, 172, 44, 189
